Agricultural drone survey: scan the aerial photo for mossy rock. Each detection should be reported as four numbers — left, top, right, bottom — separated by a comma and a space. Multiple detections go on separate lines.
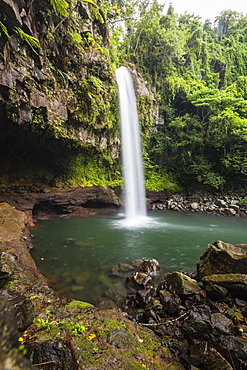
24, 302, 184, 369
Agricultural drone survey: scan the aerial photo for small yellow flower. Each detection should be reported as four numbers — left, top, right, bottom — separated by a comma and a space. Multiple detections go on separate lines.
18, 337, 24, 342
88, 333, 97, 340
239, 327, 244, 332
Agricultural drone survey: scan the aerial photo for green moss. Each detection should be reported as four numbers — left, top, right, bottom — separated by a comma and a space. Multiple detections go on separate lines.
65, 153, 122, 188
94, 318, 127, 337
72, 335, 103, 367
25, 301, 181, 370
65, 300, 94, 309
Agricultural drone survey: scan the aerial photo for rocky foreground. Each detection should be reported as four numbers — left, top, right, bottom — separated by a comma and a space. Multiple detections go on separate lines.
0, 201, 247, 369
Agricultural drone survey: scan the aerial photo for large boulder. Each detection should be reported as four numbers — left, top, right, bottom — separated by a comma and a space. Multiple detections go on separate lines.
197, 240, 247, 278
161, 271, 201, 297
182, 305, 212, 343
202, 273, 247, 299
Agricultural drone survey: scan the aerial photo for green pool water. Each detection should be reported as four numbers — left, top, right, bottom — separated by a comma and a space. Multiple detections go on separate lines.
31, 210, 247, 304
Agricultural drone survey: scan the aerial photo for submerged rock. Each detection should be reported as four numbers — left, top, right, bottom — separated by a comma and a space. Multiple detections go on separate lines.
119, 262, 135, 273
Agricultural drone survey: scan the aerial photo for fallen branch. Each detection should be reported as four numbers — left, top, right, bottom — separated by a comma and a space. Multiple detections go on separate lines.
33, 361, 55, 366
140, 311, 189, 327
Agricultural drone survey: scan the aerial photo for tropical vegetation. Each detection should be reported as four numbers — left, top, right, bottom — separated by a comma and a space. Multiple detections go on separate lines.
0, 0, 247, 193
107, 0, 247, 192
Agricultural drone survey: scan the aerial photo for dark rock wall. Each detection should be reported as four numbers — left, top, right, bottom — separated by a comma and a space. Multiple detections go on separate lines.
0, 0, 118, 184
0, 0, 159, 187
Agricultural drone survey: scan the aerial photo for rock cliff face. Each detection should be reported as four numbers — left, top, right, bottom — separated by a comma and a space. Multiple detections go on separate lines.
0, 0, 119, 184
0, 0, 159, 188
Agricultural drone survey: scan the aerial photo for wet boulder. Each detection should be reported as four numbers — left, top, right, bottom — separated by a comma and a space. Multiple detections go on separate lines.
145, 298, 164, 323
211, 313, 235, 336
121, 294, 138, 312
127, 308, 146, 323
136, 286, 156, 308
203, 348, 233, 370
161, 272, 201, 297
158, 290, 181, 316
215, 334, 247, 369
125, 272, 152, 290
189, 341, 208, 367
202, 273, 247, 299
182, 305, 212, 343
205, 282, 228, 300
131, 257, 150, 268
198, 240, 247, 278
139, 258, 160, 279
29, 338, 77, 370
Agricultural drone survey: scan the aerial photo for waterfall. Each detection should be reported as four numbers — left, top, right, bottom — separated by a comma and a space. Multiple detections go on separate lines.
116, 66, 146, 223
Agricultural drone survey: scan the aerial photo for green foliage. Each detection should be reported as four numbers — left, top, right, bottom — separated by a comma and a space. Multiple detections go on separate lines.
49, 0, 69, 17
4, 0, 247, 193
118, 5, 247, 191
68, 28, 83, 49
84, 0, 98, 6
33, 317, 87, 336
14, 27, 40, 53
144, 156, 181, 191
65, 153, 122, 188
0, 21, 10, 38
239, 197, 247, 205
33, 318, 58, 331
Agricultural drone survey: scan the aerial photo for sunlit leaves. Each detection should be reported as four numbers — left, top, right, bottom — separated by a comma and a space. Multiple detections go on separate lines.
49, 0, 69, 17
14, 27, 40, 53
0, 21, 10, 38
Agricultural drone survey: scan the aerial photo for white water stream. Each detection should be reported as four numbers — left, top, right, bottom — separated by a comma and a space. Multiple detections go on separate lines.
116, 66, 146, 225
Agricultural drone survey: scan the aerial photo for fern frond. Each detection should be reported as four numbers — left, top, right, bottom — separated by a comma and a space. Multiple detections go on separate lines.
49, 0, 69, 17
83, 0, 104, 23
0, 21, 10, 38
14, 27, 40, 53
83, 0, 97, 6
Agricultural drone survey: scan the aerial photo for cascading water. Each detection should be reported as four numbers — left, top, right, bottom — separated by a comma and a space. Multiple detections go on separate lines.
116, 66, 146, 224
